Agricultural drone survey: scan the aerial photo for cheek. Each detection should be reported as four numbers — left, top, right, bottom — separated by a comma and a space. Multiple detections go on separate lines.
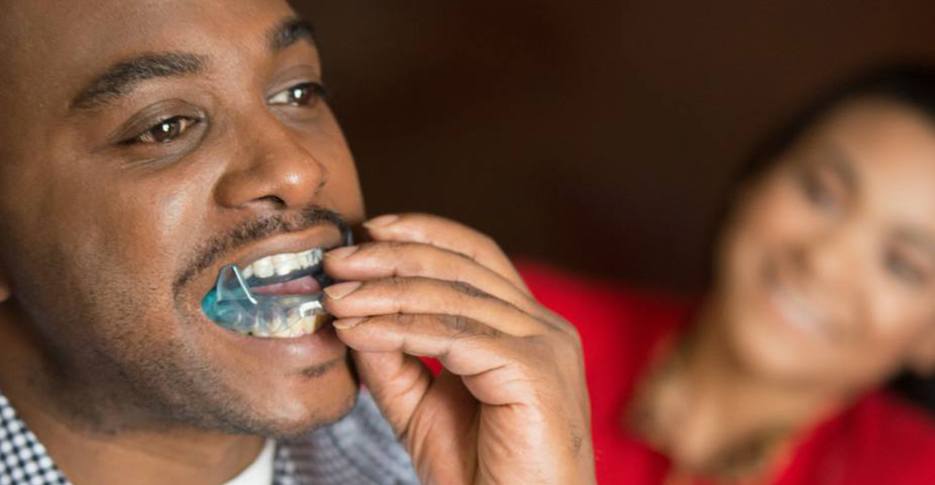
57, 168, 211, 314
0, 175, 196, 365
93, 182, 200, 283
856, 284, 934, 363
719, 178, 806, 284
746, 176, 814, 238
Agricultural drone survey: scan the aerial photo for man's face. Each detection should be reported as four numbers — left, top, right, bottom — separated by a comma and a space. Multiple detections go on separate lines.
0, 0, 365, 435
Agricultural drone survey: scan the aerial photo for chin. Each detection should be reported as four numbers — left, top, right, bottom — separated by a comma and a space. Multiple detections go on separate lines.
717, 253, 828, 385
727, 316, 800, 375
195, 357, 361, 439
256, 360, 360, 438
723, 303, 833, 387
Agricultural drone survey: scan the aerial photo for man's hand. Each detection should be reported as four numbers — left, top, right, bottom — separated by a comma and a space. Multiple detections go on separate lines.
323, 214, 595, 485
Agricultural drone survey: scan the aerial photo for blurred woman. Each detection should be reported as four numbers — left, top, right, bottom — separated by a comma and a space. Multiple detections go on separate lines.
521, 66, 935, 484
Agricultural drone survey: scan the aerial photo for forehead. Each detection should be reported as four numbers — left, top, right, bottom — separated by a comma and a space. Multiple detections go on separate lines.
0, 0, 297, 114
807, 99, 935, 225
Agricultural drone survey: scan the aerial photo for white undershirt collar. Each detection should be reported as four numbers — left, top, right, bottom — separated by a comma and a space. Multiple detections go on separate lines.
223, 439, 275, 485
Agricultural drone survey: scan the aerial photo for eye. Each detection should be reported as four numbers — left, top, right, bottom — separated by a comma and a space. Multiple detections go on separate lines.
267, 82, 327, 107
884, 248, 928, 286
129, 116, 201, 144
797, 167, 840, 211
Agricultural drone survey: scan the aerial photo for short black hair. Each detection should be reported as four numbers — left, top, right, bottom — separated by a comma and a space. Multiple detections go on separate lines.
715, 63, 935, 413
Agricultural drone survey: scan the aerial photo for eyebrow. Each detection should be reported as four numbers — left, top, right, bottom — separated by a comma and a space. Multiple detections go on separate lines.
70, 52, 206, 111
69, 17, 316, 112
268, 17, 316, 53
818, 146, 859, 194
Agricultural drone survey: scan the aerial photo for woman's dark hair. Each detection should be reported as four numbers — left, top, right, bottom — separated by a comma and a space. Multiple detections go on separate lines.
717, 63, 935, 413
732, 63, 935, 192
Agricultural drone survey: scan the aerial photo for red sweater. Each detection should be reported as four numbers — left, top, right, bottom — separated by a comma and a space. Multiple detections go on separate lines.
518, 262, 935, 485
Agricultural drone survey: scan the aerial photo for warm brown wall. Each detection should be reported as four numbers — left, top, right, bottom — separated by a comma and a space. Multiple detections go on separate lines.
291, 1, 935, 290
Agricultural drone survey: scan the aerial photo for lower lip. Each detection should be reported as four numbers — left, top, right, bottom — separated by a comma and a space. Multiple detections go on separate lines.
758, 259, 817, 338
762, 282, 827, 343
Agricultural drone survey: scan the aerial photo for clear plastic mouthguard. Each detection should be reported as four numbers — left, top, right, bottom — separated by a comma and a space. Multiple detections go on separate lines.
201, 227, 353, 335
201, 264, 328, 335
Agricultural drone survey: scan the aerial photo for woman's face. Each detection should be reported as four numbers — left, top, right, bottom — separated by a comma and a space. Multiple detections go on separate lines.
715, 98, 935, 393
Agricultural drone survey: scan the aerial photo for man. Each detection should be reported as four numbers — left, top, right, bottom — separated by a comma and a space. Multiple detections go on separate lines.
0, 1, 594, 484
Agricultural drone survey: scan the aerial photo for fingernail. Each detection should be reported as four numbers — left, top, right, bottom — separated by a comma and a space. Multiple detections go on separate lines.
327, 245, 359, 260
324, 281, 362, 300
333, 317, 365, 329
364, 214, 399, 228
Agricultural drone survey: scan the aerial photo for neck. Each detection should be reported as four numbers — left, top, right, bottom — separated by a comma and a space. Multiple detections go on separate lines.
0, 303, 265, 485
632, 300, 845, 478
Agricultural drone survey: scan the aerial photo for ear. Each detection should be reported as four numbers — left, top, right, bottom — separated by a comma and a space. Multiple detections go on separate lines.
906, 325, 935, 376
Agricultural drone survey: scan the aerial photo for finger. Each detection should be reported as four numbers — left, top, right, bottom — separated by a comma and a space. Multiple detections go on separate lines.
335, 313, 544, 406
362, 213, 529, 294
350, 350, 432, 437
324, 240, 543, 318
352, 350, 477, 461
324, 276, 544, 336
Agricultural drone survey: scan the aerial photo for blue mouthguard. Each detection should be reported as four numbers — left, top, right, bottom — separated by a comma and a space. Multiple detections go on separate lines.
201, 227, 353, 336
201, 263, 328, 335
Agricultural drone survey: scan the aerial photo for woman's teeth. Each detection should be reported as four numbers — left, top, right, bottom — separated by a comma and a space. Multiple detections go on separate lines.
242, 248, 323, 280
771, 284, 822, 336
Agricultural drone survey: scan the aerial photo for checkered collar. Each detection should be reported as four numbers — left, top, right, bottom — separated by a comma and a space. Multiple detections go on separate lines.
0, 390, 417, 485
0, 393, 68, 484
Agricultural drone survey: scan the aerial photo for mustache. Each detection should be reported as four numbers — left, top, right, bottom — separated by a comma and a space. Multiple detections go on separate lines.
173, 207, 349, 295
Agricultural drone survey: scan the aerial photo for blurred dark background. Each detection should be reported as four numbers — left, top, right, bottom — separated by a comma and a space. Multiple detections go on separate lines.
292, 1, 935, 291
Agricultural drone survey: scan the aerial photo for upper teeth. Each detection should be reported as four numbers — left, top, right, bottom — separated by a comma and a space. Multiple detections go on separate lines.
242, 248, 323, 280
773, 285, 820, 334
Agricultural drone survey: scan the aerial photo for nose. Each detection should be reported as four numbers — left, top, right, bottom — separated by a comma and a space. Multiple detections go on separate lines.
788, 221, 863, 285
785, 222, 868, 340
214, 113, 327, 211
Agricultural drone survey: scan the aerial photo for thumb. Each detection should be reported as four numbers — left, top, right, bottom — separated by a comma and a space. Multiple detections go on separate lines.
351, 350, 431, 436
353, 350, 478, 483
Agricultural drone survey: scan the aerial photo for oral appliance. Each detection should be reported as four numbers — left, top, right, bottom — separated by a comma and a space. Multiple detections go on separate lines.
201, 228, 352, 338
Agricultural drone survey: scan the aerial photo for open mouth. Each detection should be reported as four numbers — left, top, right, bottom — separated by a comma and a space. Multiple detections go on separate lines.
201, 246, 336, 339
769, 283, 821, 336
762, 257, 830, 340
243, 248, 328, 294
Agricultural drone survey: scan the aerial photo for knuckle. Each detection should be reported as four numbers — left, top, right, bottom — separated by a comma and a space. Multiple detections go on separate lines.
445, 279, 491, 300
391, 312, 420, 328
560, 323, 585, 352
521, 334, 556, 360
355, 241, 381, 255
438, 314, 472, 335
475, 231, 502, 255
555, 328, 585, 360
542, 309, 583, 342
450, 247, 478, 266
382, 276, 412, 296
526, 331, 582, 367
388, 242, 427, 275
437, 314, 503, 339
360, 240, 406, 258
385, 240, 414, 252
360, 241, 432, 276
